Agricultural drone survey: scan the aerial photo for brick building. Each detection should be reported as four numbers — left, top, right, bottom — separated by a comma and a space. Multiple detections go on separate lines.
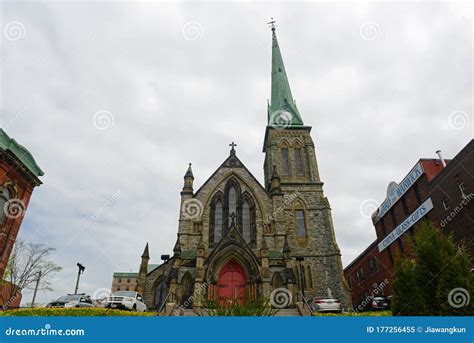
344, 140, 473, 309
129, 27, 350, 313
111, 272, 138, 293
111, 260, 159, 293
0, 129, 43, 306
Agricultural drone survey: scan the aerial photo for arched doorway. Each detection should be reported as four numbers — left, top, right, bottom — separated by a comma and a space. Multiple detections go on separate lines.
217, 259, 247, 304
154, 277, 168, 311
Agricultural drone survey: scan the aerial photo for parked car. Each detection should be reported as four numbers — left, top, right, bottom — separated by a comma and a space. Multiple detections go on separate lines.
46, 294, 94, 308
366, 296, 390, 311
106, 291, 147, 312
312, 298, 342, 313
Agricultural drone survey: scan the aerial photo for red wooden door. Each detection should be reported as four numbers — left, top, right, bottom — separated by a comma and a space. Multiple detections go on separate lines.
217, 260, 247, 304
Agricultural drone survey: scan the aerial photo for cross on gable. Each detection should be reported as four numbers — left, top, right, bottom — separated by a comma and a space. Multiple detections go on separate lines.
229, 142, 237, 151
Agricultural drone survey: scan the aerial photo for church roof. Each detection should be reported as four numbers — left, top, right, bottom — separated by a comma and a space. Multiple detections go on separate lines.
268, 28, 304, 128
0, 129, 44, 178
194, 147, 267, 197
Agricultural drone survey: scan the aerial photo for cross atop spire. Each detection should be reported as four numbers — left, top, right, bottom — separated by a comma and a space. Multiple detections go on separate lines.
229, 141, 237, 151
267, 17, 276, 32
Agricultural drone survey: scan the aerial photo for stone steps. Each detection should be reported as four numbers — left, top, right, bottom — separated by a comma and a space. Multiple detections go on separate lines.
274, 308, 302, 316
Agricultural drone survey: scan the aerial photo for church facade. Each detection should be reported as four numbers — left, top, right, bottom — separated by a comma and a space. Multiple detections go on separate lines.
136, 27, 350, 313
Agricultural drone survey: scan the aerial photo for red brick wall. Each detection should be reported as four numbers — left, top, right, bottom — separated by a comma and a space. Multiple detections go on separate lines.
0, 159, 35, 280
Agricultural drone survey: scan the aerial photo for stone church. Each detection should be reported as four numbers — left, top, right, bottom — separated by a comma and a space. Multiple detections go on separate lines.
136, 26, 350, 313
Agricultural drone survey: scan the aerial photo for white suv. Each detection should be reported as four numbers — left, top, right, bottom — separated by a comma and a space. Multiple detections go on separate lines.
106, 291, 147, 312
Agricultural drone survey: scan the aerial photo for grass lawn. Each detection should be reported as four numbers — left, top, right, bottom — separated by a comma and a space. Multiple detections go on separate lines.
312, 310, 392, 316
0, 308, 157, 316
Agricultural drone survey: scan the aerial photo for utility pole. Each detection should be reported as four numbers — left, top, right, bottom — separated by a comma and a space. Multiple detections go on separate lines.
31, 270, 42, 307
74, 263, 85, 294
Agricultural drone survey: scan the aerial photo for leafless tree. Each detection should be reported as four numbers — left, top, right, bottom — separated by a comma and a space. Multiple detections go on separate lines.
1, 239, 62, 308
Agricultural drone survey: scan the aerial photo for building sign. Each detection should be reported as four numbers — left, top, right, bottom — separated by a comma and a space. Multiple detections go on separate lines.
378, 198, 433, 252
372, 162, 424, 223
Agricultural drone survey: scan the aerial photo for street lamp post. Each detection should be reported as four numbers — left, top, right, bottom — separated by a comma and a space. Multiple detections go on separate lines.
74, 263, 85, 294
30, 270, 42, 307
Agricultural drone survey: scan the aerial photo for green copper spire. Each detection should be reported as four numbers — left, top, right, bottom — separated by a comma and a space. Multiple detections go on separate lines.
268, 24, 304, 127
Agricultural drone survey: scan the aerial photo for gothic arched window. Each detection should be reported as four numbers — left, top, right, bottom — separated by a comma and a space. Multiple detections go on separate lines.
214, 200, 223, 242
281, 147, 290, 175
228, 186, 237, 228
209, 192, 224, 245
154, 276, 168, 311
0, 187, 11, 224
295, 209, 306, 238
294, 148, 304, 175
242, 200, 251, 243
210, 180, 257, 247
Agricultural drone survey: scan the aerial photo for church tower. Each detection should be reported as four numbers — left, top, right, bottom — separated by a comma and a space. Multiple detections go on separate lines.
263, 24, 350, 306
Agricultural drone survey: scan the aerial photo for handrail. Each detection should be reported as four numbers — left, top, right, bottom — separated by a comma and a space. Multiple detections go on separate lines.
157, 291, 175, 314
301, 292, 313, 314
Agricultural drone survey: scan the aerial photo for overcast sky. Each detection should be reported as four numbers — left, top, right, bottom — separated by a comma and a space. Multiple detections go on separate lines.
1, 1, 472, 305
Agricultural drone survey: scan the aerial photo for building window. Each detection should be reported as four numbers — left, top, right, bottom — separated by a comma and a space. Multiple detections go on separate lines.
295, 210, 306, 238
118, 278, 122, 283
442, 198, 449, 210
356, 267, 365, 282
210, 182, 256, 246
281, 148, 290, 175
369, 257, 379, 274
0, 187, 11, 224
125, 287, 129, 291
214, 200, 223, 242
294, 148, 304, 175
117, 287, 121, 291
228, 186, 237, 227
242, 200, 251, 243
127, 278, 130, 283
347, 277, 352, 289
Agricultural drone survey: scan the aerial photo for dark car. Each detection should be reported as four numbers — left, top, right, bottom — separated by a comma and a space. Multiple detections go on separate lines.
46, 294, 94, 308
365, 296, 390, 311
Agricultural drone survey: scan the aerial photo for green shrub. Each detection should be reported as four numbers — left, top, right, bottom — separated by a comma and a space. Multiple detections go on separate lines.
392, 221, 474, 316
203, 298, 279, 316
312, 310, 392, 316
0, 307, 157, 316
